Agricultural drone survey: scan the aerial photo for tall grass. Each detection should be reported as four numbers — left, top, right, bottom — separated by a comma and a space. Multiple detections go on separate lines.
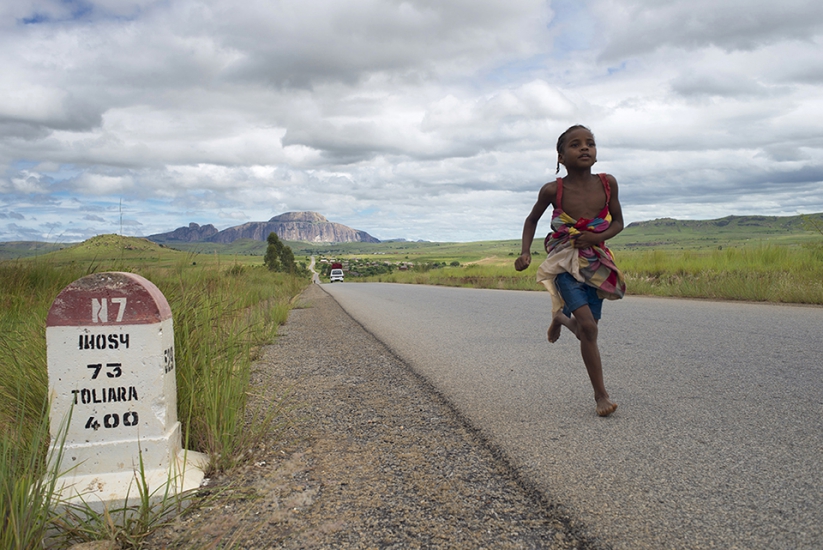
164, 261, 303, 471
0, 262, 90, 435
0, 254, 308, 548
366, 263, 541, 291
619, 244, 823, 303
0, 400, 67, 550
359, 243, 823, 305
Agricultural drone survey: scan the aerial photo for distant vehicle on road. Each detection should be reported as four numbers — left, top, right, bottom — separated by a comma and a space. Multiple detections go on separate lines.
330, 268, 344, 283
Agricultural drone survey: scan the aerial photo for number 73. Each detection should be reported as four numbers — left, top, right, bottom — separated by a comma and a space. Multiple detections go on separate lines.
87, 363, 123, 379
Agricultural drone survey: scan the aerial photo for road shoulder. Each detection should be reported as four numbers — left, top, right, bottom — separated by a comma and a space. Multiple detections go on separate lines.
147, 283, 593, 548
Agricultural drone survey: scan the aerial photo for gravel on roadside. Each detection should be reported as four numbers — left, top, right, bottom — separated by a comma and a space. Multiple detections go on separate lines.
145, 284, 600, 549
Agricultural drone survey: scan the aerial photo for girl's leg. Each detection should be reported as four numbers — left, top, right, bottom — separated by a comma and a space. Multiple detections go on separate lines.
571, 304, 617, 417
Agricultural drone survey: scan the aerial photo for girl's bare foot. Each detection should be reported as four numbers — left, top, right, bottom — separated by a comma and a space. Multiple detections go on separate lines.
547, 318, 562, 342
550, 311, 580, 341
596, 397, 618, 417
548, 311, 577, 342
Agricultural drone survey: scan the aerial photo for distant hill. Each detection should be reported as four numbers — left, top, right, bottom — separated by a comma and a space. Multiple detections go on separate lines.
3, 212, 820, 260
613, 213, 823, 249
147, 211, 380, 245
0, 241, 67, 260
0, 234, 251, 267
151, 222, 219, 242
625, 214, 819, 232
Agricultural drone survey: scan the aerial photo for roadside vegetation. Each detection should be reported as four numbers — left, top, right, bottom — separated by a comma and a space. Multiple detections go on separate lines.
344, 244, 823, 305
1, 235, 309, 549
306, 213, 823, 305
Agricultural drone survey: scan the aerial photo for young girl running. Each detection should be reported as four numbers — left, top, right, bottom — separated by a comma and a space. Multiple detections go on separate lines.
514, 125, 626, 417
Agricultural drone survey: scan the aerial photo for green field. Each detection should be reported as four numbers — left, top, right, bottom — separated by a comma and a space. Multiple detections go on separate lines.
301, 213, 823, 305
2, 213, 822, 306
4, 212, 820, 261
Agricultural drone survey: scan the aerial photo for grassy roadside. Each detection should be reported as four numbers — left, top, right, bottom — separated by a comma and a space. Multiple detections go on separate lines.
0, 235, 310, 548
299, 213, 823, 305
349, 243, 823, 305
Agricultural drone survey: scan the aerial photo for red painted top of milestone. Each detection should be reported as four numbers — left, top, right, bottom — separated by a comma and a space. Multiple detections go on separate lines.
47, 272, 172, 327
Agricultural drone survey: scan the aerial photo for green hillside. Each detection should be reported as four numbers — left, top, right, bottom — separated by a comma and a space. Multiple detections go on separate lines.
154, 238, 269, 256
612, 213, 823, 249
289, 239, 522, 264
2, 213, 821, 262
0, 234, 262, 268
0, 241, 66, 260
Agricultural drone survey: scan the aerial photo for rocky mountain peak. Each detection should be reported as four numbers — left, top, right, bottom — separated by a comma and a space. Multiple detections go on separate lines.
269, 212, 328, 223
147, 212, 378, 244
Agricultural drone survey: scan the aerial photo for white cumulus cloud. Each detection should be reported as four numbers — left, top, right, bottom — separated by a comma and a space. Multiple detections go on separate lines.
0, 0, 821, 242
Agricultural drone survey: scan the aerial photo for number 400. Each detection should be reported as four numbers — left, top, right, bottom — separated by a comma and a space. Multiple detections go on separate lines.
85, 411, 138, 430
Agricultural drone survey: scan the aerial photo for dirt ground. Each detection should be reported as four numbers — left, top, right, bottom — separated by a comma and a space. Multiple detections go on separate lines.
144, 284, 598, 549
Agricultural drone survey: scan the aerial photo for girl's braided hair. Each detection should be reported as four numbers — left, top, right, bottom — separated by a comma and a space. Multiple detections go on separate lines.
555, 124, 592, 174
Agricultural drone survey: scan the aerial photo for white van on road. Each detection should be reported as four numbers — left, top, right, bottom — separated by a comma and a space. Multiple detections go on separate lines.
330, 268, 344, 283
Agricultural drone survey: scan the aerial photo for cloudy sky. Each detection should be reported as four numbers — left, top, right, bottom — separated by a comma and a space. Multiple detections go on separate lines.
1, 0, 822, 243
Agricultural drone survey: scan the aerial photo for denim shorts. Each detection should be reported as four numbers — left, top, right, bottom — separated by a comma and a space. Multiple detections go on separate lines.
555, 272, 603, 320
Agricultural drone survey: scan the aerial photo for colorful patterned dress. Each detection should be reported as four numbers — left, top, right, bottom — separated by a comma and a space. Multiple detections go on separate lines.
536, 173, 626, 314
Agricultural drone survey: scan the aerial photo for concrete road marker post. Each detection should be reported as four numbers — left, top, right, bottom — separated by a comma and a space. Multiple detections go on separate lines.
46, 272, 207, 511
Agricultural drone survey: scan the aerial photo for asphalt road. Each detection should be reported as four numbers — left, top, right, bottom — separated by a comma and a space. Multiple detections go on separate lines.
322, 282, 823, 549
